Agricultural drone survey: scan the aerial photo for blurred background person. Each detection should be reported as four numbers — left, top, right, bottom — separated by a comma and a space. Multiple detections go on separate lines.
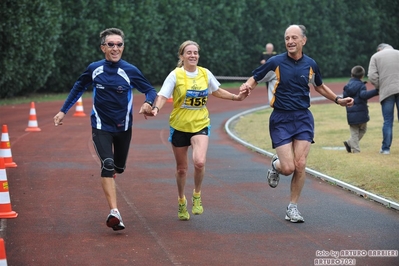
259, 43, 277, 104
368, 43, 399, 154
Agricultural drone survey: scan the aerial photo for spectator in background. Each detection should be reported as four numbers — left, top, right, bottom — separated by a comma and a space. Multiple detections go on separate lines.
368, 43, 399, 155
259, 43, 276, 65
376, 44, 399, 123
259, 43, 277, 104
343, 65, 378, 153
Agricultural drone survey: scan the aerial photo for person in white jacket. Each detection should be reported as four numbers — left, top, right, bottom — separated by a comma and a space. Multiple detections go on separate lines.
368, 43, 399, 154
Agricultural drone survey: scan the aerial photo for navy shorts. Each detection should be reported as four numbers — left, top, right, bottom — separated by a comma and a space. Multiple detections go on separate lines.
169, 126, 210, 147
269, 109, 314, 148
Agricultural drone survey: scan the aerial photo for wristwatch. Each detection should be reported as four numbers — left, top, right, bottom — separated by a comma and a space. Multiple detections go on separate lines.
334, 96, 342, 104
144, 100, 153, 106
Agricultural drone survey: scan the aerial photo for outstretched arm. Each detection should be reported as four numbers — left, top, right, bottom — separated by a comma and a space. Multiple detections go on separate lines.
240, 77, 258, 96
314, 83, 354, 107
212, 87, 249, 101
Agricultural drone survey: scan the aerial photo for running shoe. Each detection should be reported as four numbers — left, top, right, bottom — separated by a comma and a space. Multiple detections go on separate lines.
178, 199, 190, 220
192, 191, 203, 215
267, 154, 280, 188
106, 210, 125, 231
285, 206, 305, 223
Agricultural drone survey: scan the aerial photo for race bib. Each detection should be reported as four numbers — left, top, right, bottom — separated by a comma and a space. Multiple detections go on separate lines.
182, 89, 208, 109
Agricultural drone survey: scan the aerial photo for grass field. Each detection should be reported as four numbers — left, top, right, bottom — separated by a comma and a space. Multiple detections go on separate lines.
233, 102, 399, 203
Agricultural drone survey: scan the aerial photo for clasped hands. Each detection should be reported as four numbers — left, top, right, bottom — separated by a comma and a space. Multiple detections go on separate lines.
139, 102, 154, 119
240, 83, 252, 96
235, 86, 251, 101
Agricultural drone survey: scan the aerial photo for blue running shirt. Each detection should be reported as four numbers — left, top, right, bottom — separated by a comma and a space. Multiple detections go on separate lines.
252, 52, 323, 111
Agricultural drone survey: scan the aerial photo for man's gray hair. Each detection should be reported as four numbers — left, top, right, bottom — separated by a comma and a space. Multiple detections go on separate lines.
377, 43, 393, 51
298, 25, 307, 37
285, 24, 307, 37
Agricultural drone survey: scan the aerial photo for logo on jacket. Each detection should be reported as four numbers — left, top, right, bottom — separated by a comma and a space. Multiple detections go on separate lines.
117, 86, 124, 93
96, 84, 105, 90
117, 120, 125, 127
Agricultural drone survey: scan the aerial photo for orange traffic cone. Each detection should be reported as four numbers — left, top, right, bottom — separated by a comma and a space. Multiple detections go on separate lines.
0, 238, 7, 266
0, 158, 18, 218
0, 125, 17, 168
25, 102, 41, 132
73, 97, 86, 117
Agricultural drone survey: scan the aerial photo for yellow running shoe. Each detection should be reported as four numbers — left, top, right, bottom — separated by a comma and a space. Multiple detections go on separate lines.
178, 198, 190, 220
192, 190, 203, 215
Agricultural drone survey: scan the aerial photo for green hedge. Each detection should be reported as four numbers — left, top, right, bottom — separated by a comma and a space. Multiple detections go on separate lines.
1, 0, 398, 98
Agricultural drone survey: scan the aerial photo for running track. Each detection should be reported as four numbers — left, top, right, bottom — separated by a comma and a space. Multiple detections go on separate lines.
0, 83, 398, 266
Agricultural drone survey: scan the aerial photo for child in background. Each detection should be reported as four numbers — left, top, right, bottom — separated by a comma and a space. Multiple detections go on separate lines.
343, 65, 378, 153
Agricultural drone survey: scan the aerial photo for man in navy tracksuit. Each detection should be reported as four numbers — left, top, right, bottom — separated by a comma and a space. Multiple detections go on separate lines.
53, 28, 157, 231
343, 65, 378, 153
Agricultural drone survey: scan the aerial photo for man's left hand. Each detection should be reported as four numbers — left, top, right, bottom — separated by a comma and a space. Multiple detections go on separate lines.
340, 97, 354, 107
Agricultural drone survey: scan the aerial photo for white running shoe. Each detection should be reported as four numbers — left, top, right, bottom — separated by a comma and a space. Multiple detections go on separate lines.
285, 206, 305, 223
106, 210, 125, 231
267, 154, 280, 188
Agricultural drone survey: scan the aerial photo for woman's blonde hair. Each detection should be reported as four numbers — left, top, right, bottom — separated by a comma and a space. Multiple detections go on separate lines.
177, 40, 200, 67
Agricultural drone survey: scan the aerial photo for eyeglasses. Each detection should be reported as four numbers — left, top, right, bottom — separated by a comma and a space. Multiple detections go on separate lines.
102, 42, 124, 48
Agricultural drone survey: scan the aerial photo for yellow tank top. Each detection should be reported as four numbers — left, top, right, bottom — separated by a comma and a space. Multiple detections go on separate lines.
170, 67, 210, 132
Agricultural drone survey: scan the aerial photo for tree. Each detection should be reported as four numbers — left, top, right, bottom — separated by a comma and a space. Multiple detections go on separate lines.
1, 0, 398, 98
0, 0, 62, 98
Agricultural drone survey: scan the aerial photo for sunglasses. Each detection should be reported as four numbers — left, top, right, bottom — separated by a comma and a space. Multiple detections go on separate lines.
102, 42, 124, 48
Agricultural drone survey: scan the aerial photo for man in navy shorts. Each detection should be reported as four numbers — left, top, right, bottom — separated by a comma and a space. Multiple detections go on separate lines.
240, 25, 354, 223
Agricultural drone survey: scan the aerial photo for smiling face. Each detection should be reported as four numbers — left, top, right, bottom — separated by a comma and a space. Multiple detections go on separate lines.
284, 25, 307, 60
180, 44, 199, 71
100, 34, 124, 63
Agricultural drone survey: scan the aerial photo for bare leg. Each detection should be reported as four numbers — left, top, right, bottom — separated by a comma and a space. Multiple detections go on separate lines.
172, 145, 189, 199
274, 143, 295, 175
190, 135, 209, 193
274, 140, 310, 204
290, 140, 311, 204
102, 177, 117, 209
